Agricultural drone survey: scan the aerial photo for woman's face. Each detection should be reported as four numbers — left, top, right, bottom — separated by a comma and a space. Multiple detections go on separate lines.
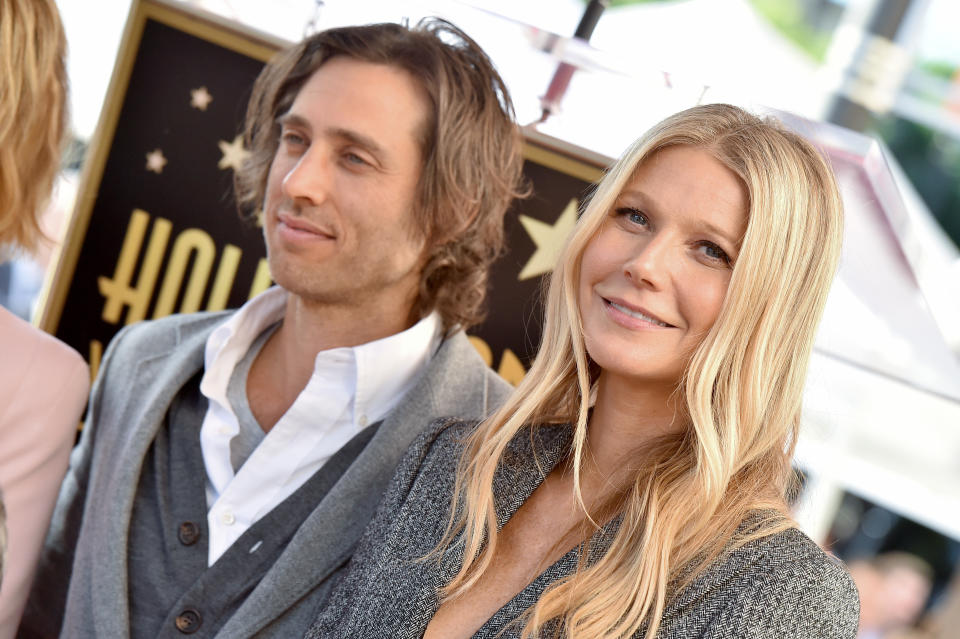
578, 145, 749, 386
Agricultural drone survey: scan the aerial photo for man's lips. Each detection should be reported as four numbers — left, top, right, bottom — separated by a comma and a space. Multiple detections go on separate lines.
602, 296, 675, 328
276, 212, 335, 240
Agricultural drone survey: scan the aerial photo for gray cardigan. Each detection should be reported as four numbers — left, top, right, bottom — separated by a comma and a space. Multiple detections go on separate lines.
306, 420, 860, 638
21, 312, 512, 639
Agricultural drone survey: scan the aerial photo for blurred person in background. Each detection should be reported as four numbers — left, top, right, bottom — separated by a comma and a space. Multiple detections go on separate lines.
307, 103, 859, 639
0, 0, 90, 637
850, 552, 934, 639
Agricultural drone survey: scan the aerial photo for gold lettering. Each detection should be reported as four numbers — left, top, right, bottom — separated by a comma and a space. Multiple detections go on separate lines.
98, 209, 171, 325
248, 258, 272, 299
207, 244, 242, 311
497, 348, 526, 386
89, 339, 103, 384
153, 229, 216, 318
468, 336, 493, 367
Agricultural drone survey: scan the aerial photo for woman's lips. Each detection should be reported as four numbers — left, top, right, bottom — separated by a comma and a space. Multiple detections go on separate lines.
602, 297, 674, 329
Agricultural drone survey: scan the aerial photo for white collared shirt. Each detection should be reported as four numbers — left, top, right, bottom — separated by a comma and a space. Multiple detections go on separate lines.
198, 286, 442, 565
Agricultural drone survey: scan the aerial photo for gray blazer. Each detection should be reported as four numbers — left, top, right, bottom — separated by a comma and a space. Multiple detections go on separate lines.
22, 311, 511, 638
307, 420, 861, 638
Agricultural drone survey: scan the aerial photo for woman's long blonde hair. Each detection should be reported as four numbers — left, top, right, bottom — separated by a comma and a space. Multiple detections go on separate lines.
0, 0, 68, 252
437, 104, 844, 638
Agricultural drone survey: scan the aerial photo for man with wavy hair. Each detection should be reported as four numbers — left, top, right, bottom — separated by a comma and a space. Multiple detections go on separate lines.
25, 19, 525, 639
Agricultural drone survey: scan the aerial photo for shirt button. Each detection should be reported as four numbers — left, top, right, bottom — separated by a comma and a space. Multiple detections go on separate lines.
217, 425, 230, 436
357, 414, 368, 428
220, 509, 235, 526
177, 521, 200, 546
174, 608, 202, 634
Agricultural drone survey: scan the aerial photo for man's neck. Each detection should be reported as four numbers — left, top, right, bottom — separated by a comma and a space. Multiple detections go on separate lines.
245, 292, 418, 433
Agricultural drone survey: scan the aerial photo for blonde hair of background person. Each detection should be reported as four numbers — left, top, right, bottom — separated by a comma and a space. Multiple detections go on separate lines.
0, 0, 68, 252
437, 104, 847, 638
0, 0, 89, 636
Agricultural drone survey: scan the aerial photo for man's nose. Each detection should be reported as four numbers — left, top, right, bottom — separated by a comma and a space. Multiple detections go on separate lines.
281, 146, 331, 206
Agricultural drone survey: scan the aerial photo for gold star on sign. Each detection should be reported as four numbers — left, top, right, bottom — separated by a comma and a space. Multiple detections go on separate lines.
145, 149, 167, 174
190, 86, 213, 111
218, 135, 250, 171
517, 198, 578, 281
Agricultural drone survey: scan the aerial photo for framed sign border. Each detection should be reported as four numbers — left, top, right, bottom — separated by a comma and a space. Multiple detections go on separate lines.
37, 0, 283, 334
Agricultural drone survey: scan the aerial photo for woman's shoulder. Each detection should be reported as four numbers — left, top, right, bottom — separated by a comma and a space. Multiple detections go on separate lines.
664, 526, 859, 638
0, 306, 89, 410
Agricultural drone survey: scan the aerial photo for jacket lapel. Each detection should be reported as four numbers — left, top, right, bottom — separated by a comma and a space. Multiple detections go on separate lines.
87, 315, 223, 635
221, 331, 509, 638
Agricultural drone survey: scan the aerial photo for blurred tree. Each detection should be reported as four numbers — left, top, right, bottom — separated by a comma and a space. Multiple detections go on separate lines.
876, 115, 960, 247
748, 0, 836, 62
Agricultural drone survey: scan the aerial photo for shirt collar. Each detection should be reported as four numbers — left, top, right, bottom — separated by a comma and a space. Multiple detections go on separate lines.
352, 310, 442, 428
201, 286, 287, 410
200, 286, 443, 429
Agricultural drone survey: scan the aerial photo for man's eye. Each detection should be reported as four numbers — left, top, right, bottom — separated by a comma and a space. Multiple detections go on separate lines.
281, 131, 306, 146
344, 152, 368, 166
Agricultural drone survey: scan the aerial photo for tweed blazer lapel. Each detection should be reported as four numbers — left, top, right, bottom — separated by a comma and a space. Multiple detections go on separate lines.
82, 314, 223, 635
219, 332, 509, 639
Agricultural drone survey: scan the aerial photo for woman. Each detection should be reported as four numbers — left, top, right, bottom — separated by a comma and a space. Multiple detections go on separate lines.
306, 104, 858, 638
0, 1, 89, 635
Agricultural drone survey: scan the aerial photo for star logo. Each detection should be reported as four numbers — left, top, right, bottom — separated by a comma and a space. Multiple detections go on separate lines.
145, 149, 167, 174
218, 135, 250, 171
190, 86, 213, 111
517, 198, 579, 281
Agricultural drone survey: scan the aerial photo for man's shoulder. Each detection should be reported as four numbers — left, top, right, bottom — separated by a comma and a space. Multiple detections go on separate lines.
433, 331, 513, 403
108, 310, 234, 354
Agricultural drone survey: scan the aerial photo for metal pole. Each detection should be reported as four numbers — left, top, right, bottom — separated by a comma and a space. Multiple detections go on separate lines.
539, 0, 610, 123
824, 0, 929, 132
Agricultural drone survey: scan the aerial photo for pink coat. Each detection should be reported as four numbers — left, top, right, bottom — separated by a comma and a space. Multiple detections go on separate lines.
0, 306, 88, 637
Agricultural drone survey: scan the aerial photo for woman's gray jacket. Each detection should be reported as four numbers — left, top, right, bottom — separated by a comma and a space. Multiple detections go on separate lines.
306, 420, 860, 638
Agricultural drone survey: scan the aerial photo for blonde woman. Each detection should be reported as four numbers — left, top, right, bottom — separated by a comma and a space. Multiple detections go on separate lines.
306, 104, 859, 638
0, 1, 89, 635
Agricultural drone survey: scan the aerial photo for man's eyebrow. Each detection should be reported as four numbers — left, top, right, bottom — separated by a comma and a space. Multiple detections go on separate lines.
325, 127, 385, 157
277, 113, 385, 157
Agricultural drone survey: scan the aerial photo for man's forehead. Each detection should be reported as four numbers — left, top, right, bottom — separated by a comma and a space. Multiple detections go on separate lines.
283, 57, 431, 154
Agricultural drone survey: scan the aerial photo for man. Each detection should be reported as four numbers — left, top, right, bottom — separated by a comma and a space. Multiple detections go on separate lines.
23, 19, 525, 639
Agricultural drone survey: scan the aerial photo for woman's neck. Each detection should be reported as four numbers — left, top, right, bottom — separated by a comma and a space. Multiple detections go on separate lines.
582, 371, 686, 488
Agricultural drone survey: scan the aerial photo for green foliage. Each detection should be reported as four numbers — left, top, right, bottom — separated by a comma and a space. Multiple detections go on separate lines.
876, 115, 960, 248
920, 60, 959, 81
747, 0, 831, 62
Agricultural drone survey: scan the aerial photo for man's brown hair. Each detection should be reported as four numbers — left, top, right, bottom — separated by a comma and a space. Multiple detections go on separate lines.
235, 18, 528, 331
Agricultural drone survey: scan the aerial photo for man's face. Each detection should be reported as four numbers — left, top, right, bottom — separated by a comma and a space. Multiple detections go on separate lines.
263, 56, 430, 323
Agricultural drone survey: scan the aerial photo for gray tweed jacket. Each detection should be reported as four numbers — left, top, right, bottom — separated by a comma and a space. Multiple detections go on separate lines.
306, 420, 860, 638
21, 311, 512, 639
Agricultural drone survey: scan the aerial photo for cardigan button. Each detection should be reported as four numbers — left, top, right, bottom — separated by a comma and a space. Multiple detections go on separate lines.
174, 608, 202, 633
178, 521, 201, 546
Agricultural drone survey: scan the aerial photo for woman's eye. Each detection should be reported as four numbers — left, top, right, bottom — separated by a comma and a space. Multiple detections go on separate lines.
699, 242, 731, 266
615, 207, 648, 227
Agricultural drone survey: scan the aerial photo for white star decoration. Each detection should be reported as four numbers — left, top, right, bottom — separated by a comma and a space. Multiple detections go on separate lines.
218, 135, 250, 172
190, 86, 213, 111
517, 198, 579, 281
145, 149, 167, 174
